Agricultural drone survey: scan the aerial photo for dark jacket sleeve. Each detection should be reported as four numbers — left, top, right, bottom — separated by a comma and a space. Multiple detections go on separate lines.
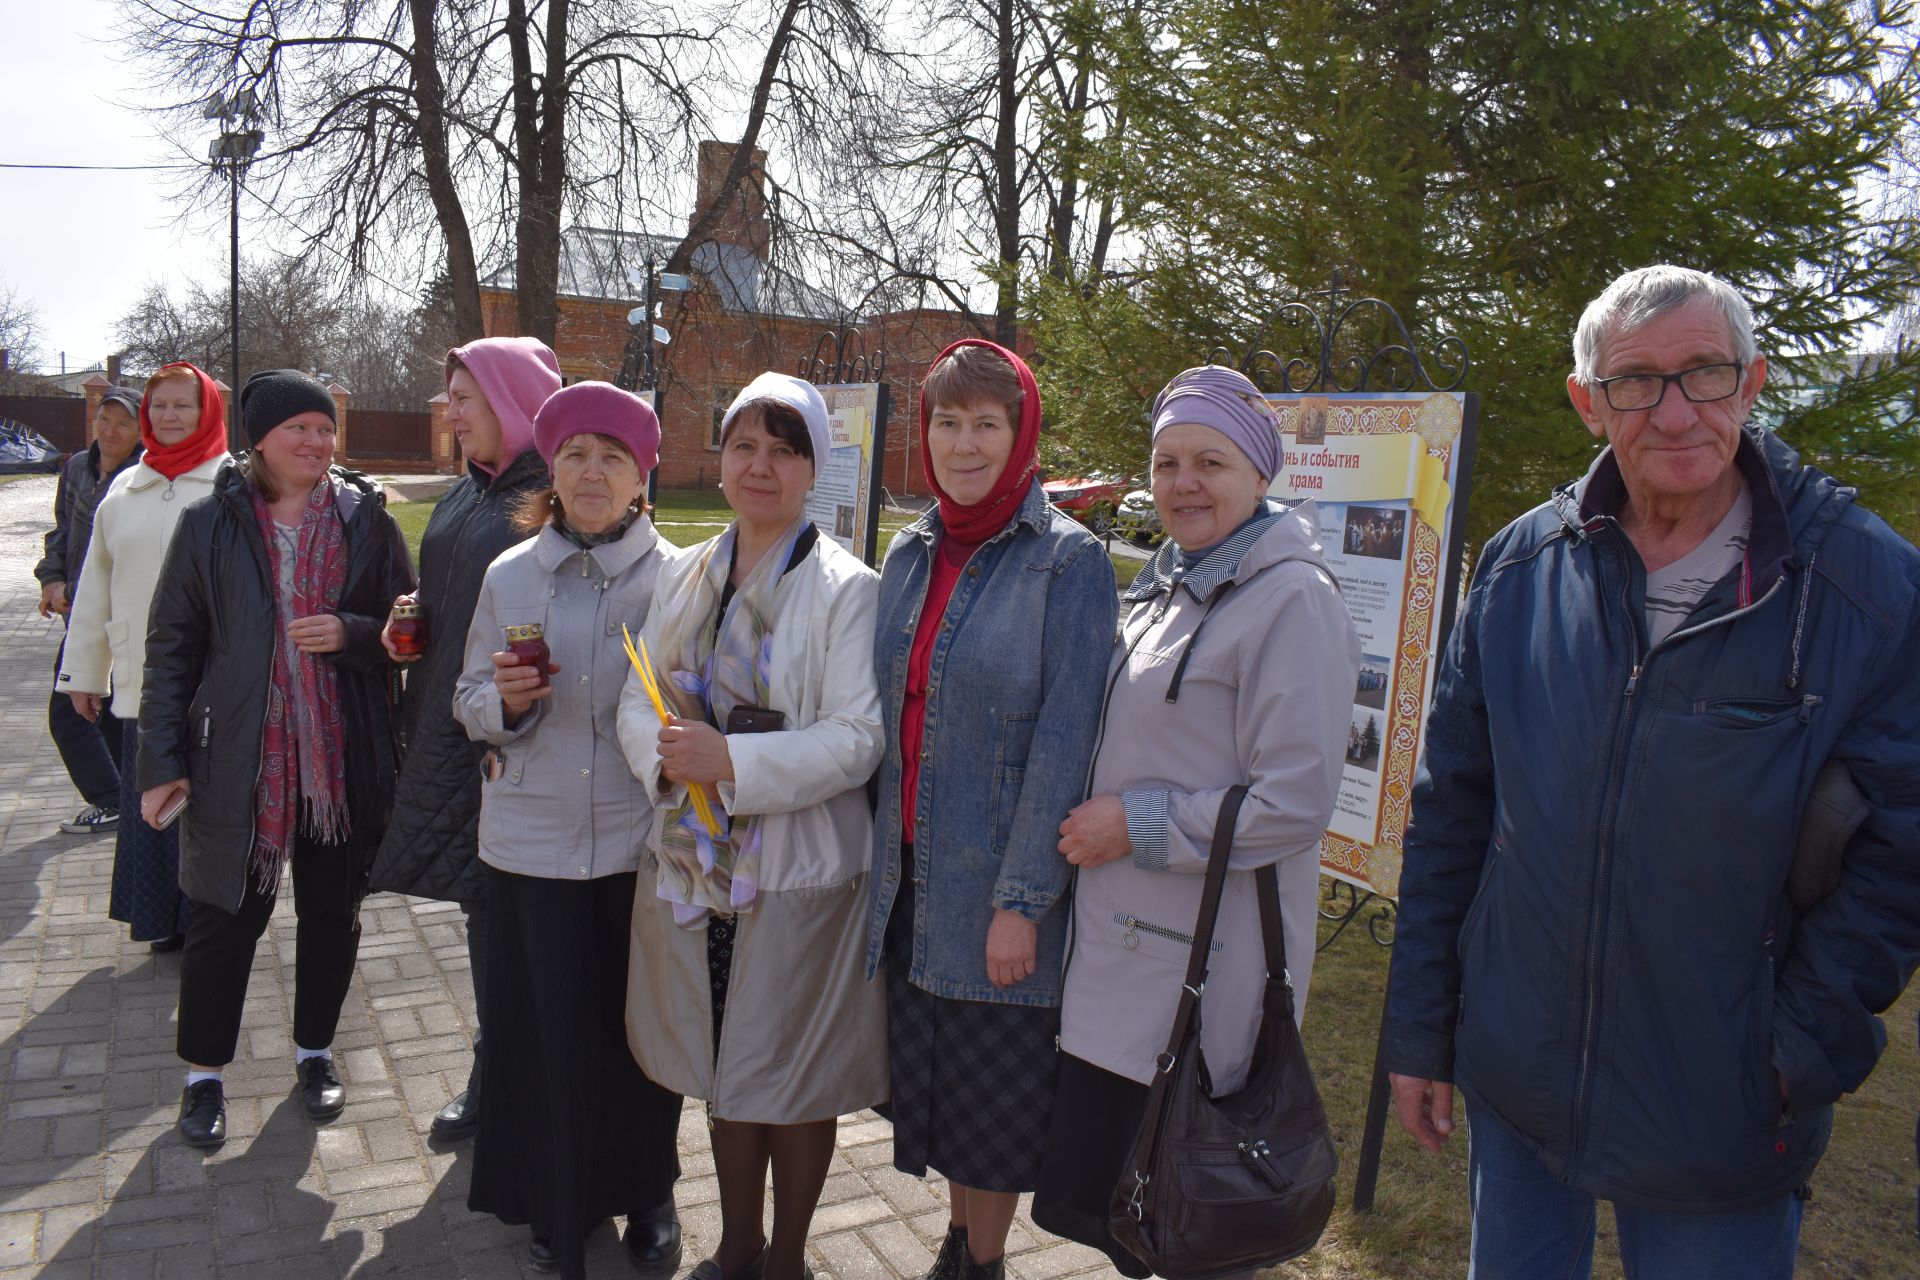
332, 509, 416, 673
1772, 545, 1920, 1115
137, 509, 214, 790
1381, 538, 1501, 1082
34, 454, 78, 587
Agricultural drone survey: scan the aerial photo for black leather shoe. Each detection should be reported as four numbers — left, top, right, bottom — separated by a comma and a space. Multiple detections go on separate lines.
298, 1056, 346, 1119
148, 933, 186, 953
177, 1079, 226, 1147
429, 1087, 480, 1142
624, 1201, 684, 1277
528, 1233, 560, 1274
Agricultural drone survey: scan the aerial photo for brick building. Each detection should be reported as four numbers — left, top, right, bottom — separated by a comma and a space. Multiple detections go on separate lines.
473, 142, 998, 495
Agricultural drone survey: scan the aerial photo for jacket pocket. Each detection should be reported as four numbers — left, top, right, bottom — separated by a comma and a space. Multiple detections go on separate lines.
1695, 694, 1824, 728
989, 712, 1038, 853
189, 697, 213, 784
1743, 947, 1783, 1127
1456, 835, 1503, 964
104, 618, 130, 670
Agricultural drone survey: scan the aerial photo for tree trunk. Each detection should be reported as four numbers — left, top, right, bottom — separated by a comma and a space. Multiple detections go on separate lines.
664, 0, 805, 279
506, 0, 568, 344
991, 0, 1021, 345
407, 0, 485, 343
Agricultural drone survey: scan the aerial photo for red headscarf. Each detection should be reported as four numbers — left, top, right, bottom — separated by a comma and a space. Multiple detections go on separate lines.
140, 363, 230, 480
919, 339, 1043, 544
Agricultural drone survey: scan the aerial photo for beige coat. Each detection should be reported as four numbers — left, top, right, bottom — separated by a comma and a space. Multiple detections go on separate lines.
618, 533, 887, 1123
59, 455, 227, 717
1061, 504, 1359, 1093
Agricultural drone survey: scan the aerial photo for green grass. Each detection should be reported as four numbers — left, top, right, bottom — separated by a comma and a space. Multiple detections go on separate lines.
389, 486, 1143, 587
1286, 912, 1920, 1278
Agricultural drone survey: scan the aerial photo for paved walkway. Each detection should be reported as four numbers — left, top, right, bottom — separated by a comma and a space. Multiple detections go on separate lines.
0, 474, 1122, 1279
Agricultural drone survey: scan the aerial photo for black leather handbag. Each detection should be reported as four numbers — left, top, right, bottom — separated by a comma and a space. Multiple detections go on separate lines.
1107, 784, 1338, 1279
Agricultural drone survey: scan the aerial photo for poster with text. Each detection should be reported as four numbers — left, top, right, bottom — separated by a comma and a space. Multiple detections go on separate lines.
804, 383, 887, 564
1266, 391, 1478, 900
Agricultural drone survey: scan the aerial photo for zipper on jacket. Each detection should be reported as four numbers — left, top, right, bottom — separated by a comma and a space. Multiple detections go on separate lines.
1568, 553, 1788, 1172
1118, 912, 1195, 948
199, 709, 211, 750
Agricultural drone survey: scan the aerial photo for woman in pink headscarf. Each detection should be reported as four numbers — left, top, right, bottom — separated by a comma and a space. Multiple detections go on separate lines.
367, 336, 561, 1144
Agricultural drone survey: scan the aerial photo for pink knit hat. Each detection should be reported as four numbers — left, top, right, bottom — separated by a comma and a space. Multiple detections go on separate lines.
532, 381, 661, 472
446, 336, 562, 476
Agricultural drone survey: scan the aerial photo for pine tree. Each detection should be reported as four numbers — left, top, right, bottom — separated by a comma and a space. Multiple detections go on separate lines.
1030, 0, 1920, 542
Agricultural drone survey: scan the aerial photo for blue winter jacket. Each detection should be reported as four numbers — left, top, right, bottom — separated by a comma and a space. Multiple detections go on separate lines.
1383, 425, 1920, 1213
864, 481, 1118, 1005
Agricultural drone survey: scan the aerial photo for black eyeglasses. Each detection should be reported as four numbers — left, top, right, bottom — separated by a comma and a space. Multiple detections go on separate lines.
1590, 361, 1744, 412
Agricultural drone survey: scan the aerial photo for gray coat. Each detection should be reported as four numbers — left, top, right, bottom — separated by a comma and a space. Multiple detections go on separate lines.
452, 517, 677, 880
1060, 504, 1359, 1092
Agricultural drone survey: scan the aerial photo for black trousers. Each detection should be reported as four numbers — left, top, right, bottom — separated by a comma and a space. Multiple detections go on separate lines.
48, 635, 122, 809
176, 833, 365, 1067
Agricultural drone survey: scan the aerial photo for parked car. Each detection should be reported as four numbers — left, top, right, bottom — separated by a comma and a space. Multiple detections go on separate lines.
1042, 472, 1128, 534
1113, 488, 1163, 546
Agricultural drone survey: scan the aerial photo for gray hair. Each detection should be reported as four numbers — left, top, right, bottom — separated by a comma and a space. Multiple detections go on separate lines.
1571, 265, 1759, 385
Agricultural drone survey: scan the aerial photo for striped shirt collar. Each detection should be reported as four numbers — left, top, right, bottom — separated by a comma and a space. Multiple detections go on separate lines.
1123, 503, 1282, 603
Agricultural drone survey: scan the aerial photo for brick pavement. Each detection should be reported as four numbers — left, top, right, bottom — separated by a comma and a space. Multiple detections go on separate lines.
0, 475, 1123, 1279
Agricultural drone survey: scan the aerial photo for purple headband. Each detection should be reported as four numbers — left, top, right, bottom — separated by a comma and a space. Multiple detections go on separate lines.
1150, 365, 1285, 481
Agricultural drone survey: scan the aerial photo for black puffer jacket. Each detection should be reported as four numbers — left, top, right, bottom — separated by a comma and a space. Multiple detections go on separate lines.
367, 448, 549, 903
138, 462, 416, 912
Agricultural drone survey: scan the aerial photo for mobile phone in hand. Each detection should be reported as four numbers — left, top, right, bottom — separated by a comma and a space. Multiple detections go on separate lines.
154, 791, 188, 829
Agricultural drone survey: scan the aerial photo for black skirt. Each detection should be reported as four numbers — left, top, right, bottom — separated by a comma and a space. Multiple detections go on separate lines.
883, 880, 1059, 1192
108, 726, 190, 941
1031, 1052, 1154, 1278
468, 866, 682, 1279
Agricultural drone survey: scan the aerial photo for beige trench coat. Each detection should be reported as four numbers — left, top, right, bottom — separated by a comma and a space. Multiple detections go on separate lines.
618, 533, 887, 1123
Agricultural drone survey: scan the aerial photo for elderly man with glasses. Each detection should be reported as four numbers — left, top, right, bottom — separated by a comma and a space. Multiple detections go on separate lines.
1382, 264, 1920, 1278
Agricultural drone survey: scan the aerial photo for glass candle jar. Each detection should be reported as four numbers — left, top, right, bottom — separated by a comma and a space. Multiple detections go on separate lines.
504, 622, 551, 688
388, 601, 428, 657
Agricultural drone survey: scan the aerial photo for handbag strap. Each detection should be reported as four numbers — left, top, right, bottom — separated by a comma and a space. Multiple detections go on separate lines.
1122, 783, 1257, 1221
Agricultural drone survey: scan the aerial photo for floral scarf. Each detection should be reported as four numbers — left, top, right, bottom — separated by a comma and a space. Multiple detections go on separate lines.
251, 480, 351, 894
651, 514, 808, 928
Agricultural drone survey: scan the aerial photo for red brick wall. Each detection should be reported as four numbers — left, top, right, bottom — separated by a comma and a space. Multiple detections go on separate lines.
479, 289, 997, 498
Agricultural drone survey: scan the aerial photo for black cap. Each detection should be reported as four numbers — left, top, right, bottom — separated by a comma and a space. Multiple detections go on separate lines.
240, 369, 336, 447
99, 387, 141, 418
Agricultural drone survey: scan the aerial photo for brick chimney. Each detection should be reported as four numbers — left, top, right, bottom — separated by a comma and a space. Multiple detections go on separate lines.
691, 141, 770, 261
106, 353, 123, 385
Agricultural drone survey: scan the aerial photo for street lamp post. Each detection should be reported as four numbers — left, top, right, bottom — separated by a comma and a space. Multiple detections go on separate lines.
206, 89, 264, 451
618, 256, 693, 503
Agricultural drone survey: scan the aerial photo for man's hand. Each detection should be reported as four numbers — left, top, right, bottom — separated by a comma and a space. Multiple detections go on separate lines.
68, 691, 103, 723
985, 908, 1038, 989
287, 613, 346, 654
1059, 794, 1132, 867
38, 582, 68, 618
380, 593, 422, 664
1390, 1073, 1456, 1154
657, 717, 735, 785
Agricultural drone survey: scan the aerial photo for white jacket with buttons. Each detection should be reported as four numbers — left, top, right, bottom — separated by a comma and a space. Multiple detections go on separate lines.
453, 517, 677, 880
59, 455, 229, 718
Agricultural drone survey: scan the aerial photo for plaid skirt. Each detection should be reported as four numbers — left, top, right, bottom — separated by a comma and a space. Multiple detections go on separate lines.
883, 884, 1059, 1192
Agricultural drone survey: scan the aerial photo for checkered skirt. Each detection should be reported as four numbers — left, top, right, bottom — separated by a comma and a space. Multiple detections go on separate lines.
883, 889, 1061, 1192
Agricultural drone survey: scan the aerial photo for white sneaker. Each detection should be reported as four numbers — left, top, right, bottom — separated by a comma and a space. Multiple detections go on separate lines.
59, 804, 119, 835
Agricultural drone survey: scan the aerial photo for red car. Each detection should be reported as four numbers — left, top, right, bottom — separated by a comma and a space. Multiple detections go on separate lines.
1042, 473, 1128, 533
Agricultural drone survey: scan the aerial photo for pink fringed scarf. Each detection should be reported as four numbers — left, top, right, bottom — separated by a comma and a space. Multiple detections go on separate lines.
251, 482, 351, 893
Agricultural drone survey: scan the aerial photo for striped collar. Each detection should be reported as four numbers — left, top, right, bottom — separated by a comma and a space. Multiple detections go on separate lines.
1123, 503, 1281, 603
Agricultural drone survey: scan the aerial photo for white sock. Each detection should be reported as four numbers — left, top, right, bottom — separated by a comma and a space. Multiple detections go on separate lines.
295, 1045, 332, 1064
186, 1070, 221, 1087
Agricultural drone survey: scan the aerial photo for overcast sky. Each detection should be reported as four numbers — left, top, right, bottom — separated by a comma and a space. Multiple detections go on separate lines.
0, 0, 242, 375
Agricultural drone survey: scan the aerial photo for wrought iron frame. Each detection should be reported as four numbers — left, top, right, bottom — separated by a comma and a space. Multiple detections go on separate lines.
1316, 878, 1397, 952
797, 324, 888, 385
1206, 270, 1469, 394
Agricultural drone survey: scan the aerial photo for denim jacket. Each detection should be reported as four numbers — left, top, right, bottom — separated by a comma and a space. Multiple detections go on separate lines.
864, 481, 1118, 1005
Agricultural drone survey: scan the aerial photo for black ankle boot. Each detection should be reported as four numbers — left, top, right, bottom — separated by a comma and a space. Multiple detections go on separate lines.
924, 1226, 968, 1280
959, 1251, 1004, 1280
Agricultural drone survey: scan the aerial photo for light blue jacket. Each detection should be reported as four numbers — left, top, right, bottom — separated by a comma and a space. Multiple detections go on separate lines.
864, 481, 1118, 1005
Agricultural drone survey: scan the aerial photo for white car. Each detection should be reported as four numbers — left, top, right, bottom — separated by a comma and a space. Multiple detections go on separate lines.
1113, 488, 1162, 546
